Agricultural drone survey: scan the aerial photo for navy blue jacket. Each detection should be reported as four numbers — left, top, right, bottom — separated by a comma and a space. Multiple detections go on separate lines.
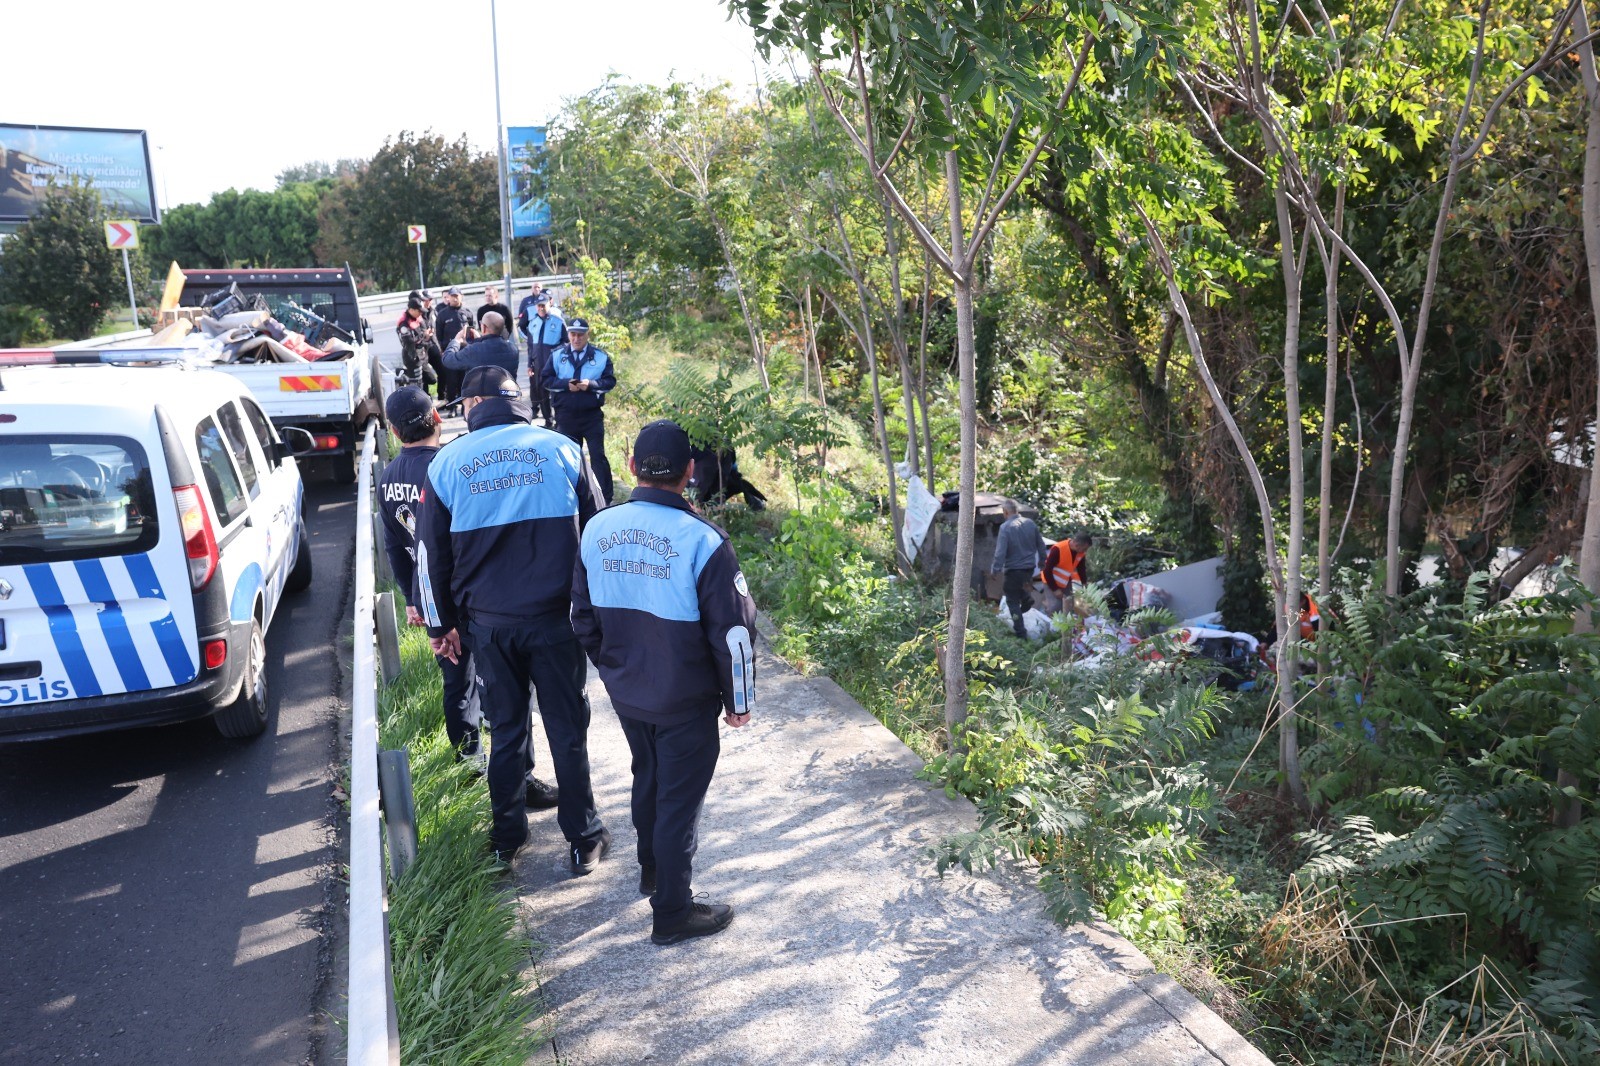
542, 343, 615, 415
571, 487, 756, 724
376, 444, 439, 608
443, 333, 519, 378
414, 398, 603, 636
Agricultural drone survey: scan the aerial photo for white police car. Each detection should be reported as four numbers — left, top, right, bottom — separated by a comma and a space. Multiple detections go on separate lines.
0, 350, 313, 741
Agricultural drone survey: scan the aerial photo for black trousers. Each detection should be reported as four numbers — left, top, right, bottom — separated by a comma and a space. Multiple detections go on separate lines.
467, 620, 603, 851
556, 411, 612, 504
528, 347, 555, 424
1002, 567, 1034, 637
617, 712, 720, 926
437, 640, 481, 753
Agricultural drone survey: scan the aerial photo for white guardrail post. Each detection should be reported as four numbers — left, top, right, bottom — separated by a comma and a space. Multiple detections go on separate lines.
349, 423, 400, 1065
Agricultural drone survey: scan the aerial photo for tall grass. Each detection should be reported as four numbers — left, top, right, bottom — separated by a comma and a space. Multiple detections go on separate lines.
379, 623, 546, 1064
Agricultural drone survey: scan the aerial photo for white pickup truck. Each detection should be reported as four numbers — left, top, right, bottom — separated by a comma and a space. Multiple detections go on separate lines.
170, 268, 385, 483
85, 267, 385, 483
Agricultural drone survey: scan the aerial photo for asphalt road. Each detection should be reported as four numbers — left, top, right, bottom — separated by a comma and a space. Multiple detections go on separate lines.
0, 478, 356, 1065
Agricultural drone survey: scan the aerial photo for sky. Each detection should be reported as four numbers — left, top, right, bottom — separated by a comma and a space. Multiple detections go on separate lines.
6, 0, 779, 209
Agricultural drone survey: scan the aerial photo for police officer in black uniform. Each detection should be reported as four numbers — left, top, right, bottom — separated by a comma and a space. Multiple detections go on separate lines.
541, 317, 616, 504
571, 419, 757, 944
415, 367, 606, 863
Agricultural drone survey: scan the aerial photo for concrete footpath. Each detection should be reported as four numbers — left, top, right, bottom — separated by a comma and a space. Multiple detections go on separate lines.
511, 631, 1273, 1066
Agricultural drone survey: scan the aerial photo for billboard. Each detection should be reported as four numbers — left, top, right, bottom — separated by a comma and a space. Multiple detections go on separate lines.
0, 124, 159, 224
506, 126, 550, 238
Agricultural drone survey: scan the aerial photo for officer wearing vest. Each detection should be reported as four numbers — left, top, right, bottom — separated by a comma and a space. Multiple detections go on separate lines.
571, 419, 756, 945
415, 366, 609, 865
525, 294, 568, 428
542, 318, 616, 504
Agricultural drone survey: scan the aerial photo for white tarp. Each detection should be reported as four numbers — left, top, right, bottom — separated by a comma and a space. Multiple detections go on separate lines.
900, 467, 941, 562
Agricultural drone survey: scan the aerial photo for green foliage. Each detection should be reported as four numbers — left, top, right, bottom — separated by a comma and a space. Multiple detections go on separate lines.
564, 255, 631, 353
0, 180, 122, 340
0, 303, 52, 347
630, 356, 841, 488
380, 624, 543, 1064
142, 183, 325, 270
319, 131, 500, 289
926, 682, 1223, 938
1289, 574, 1600, 1059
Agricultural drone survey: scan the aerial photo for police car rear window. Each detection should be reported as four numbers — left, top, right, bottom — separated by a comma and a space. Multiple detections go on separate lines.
0, 435, 159, 564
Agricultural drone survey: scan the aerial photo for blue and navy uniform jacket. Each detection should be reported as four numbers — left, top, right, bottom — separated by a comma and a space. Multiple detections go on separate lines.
527, 311, 567, 352
571, 487, 757, 724
443, 333, 519, 378
376, 443, 440, 609
541, 343, 615, 416
414, 397, 603, 636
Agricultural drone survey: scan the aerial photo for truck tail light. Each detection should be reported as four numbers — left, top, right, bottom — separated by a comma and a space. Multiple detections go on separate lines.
173, 484, 219, 590
313, 434, 340, 451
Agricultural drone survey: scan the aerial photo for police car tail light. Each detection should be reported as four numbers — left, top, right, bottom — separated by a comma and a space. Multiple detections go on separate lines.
202, 639, 228, 670
172, 484, 219, 590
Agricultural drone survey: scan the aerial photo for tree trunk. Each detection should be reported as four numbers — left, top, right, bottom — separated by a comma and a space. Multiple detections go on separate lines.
710, 214, 769, 391
1563, 0, 1600, 827
1317, 183, 1346, 598
943, 145, 978, 738
918, 251, 936, 488
1274, 183, 1307, 809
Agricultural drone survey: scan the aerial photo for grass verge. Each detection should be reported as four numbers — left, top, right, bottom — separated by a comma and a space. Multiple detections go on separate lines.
378, 620, 547, 1064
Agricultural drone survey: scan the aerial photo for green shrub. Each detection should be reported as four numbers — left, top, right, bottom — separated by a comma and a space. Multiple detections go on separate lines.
0, 304, 52, 347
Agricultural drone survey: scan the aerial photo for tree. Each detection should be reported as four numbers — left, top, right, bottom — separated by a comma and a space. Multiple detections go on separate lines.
0, 180, 122, 339
734, 0, 1111, 735
276, 158, 364, 187
322, 131, 500, 289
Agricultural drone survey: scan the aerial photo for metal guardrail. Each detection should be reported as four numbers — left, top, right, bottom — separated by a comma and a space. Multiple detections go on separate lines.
356, 273, 583, 318
349, 423, 400, 1065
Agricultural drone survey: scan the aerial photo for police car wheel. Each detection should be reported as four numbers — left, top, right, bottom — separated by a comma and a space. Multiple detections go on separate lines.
215, 619, 270, 739
285, 522, 313, 593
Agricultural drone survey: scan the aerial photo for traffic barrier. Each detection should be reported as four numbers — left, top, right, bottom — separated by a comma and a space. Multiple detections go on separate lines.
356, 273, 584, 317
375, 591, 402, 685
376, 749, 419, 882
349, 424, 400, 1065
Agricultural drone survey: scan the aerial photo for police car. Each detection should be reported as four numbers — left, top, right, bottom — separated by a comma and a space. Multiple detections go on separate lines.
0, 350, 313, 741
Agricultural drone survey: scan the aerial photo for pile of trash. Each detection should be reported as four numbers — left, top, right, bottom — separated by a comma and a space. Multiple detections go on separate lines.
143, 282, 357, 364
999, 581, 1266, 688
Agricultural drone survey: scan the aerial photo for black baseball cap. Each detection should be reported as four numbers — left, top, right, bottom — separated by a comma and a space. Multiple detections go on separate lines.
460, 365, 521, 399
567, 317, 590, 332
385, 385, 436, 430
635, 419, 692, 480
444, 286, 461, 296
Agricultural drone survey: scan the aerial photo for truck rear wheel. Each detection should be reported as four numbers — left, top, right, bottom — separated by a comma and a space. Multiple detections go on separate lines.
215, 618, 269, 739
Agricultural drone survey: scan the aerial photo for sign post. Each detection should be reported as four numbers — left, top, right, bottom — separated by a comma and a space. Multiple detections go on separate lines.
104, 220, 140, 328
407, 225, 427, 289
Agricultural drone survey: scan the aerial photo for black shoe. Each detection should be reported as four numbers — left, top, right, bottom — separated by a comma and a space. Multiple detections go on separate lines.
571, 829, 611, 876
488, 836, 527, 865
651, 902, 734, 945
525, 775, 560, 810
639, 864, 656, 895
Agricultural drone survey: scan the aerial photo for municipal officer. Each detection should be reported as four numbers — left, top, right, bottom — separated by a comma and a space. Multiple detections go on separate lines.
377, 386, 481, 760
571, 419, 757, 945
376, 385, 560, 808
542, 317, 615, 503
415, 366, 608, 865
524, 294, 567, 428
